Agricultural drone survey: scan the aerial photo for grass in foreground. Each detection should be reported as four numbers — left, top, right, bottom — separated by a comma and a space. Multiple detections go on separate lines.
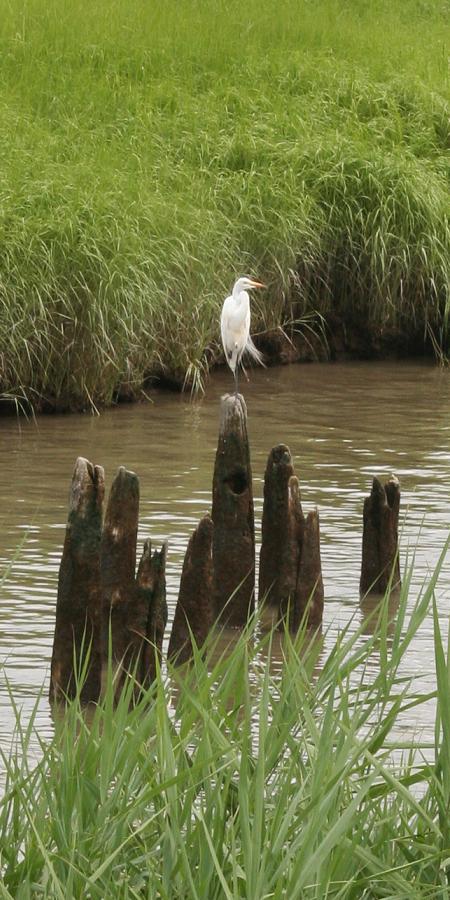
2, 550, 450, 897
0, 0, 448, 408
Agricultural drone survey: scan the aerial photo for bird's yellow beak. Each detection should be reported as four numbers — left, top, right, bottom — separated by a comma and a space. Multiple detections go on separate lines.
249, 280, 266, 289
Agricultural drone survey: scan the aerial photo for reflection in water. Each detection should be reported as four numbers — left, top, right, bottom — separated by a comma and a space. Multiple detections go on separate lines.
359, 589, 401, 640
1, 360, 450, 750
191, 622, 324, 681
168, 622, 324, 749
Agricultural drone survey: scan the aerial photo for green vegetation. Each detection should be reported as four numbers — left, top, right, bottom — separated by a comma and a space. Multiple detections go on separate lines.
2, 552, 450, 897
0, 0, 448, 409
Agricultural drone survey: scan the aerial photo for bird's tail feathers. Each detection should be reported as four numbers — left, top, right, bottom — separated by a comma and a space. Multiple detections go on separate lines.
245, 335, 265, 368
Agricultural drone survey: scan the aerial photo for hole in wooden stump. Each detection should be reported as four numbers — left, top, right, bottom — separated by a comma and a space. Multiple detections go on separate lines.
224, 467, 248, 495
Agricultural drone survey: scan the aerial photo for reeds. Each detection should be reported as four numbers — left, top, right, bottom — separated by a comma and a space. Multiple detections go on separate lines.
0, 0, 448, 408
2, 547, 450, 897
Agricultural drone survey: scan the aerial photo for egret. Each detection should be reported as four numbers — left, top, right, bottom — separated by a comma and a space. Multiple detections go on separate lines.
220, 276, 266, 396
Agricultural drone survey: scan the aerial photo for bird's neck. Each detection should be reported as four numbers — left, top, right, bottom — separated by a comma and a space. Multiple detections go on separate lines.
232, 287, 248, 306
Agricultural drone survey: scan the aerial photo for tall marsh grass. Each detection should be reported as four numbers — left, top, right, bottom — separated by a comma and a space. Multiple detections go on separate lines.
0, 0, 448, 408
2, 548, 450, 897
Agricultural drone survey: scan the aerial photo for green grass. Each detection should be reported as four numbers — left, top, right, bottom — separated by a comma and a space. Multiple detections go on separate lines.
2, 548, 450, 897
0, 0, 449, 408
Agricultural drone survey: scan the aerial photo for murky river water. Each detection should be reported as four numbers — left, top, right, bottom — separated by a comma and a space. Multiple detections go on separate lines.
1, 361, 450, 755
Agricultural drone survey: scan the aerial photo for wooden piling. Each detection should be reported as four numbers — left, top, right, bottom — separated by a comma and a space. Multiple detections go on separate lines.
294, 508, 324, 629
259, 445, 302, 625
135, 540, 168, 688
49, 457, 104, 704
212, 394, 255, 626
259, 445, 324, 630
360, 475, 401, 595
50, 413, 405, 709
100, 466, 140, 695
168, 515, 214, 665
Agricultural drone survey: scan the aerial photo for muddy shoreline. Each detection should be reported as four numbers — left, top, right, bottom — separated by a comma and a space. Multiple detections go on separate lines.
0, 318, 436, 416
148, 316, 436, 394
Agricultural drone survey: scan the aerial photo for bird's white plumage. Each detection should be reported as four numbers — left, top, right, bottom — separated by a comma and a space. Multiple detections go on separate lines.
220, 276, 265, 394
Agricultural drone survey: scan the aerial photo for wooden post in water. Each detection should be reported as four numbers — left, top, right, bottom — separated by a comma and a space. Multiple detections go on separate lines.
212, 394, 255, 626
100, 466, 140, 697
100, 466, 167, 698
168, 515, 214, 665
259, 445, 324, 630
259, 445, 300, 625
360, 475, 401, 595
135, 540, 168, 689
49, 457, 104, 704
51, 460, 168, 706
294, 507, 324, 629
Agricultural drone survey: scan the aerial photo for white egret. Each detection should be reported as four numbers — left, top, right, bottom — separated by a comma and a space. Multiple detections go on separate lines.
220, 276, 266, 395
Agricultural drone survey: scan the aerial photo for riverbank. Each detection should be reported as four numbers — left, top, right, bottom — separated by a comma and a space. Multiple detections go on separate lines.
0, 0, 448, 411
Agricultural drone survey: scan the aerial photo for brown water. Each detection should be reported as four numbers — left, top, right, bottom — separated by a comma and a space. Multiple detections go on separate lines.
1, 361, 450, 754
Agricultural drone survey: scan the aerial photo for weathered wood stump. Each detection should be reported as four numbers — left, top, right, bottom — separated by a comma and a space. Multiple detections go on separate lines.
259, 445, 300, 623
212, 394, 255, 626
259, 445, 324, 629
100, 467, 168, 698
135, 540, 168, 689
49, 457, 104, 704
51, 460, 168, 706
100, 466, 140, 691
360, 475, 401, 595
294, 507, 324, 629
50, 416, 405, 709
168, 515, 214, 665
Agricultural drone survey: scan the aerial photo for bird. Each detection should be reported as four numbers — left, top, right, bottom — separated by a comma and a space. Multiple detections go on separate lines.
220, 276, 266, 396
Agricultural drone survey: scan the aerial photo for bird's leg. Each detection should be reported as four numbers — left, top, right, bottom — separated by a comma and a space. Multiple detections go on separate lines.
234, 366, 239, 397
